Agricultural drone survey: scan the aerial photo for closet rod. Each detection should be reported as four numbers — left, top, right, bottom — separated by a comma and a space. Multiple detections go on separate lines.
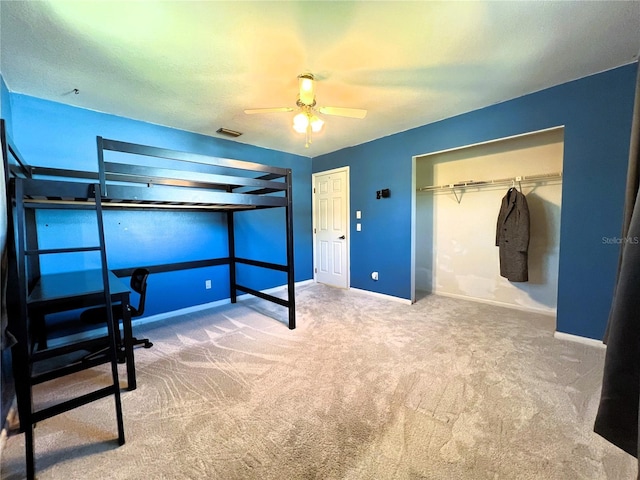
417, 172, 562, 192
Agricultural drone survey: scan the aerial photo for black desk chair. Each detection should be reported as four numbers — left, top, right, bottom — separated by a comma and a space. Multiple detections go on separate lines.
81, 268, 153, 360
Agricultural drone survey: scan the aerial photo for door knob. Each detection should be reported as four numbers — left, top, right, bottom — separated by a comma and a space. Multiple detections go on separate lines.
339, 235, 346, 239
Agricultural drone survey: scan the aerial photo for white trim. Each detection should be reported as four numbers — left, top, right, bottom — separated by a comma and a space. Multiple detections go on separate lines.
432, 290, 556, 316
554, 331, 606, 348
47, 279, 315, 348
312, 166, 350, 288
412, 126, 565, 313
349, 287, 412, 305
410, 155, 416, 304
312, 166, 351, 176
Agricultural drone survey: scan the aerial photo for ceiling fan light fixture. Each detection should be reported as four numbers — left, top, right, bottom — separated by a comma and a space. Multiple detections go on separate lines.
245, 72, 366, 148
310, 115, 324, 133
292, 112, 309, 133
292, 110, 324, 148
292, 111, 324, 134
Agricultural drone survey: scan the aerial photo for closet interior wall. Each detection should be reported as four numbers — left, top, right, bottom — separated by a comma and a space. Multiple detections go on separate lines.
416, 128, 564, 316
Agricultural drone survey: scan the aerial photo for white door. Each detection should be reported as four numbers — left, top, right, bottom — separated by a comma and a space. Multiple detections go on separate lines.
313, 168, 349, 288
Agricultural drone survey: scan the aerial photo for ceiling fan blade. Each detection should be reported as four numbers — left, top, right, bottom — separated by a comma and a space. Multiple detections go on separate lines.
318, 106, 367, 119
244, 107, 294, 114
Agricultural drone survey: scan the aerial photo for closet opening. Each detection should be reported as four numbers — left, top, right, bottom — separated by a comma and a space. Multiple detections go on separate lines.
412, 127, 564, 322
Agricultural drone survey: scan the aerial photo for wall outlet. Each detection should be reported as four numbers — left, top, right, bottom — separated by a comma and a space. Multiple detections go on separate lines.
371, 271, 379, 281
205, 279, 212, 289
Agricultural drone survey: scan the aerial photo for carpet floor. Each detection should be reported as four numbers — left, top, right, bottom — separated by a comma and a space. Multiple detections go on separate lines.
0, 283, 635, 479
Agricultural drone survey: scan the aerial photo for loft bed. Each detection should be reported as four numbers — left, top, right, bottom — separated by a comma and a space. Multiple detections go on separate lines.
2, 119, 296, 479
7, 133, 297, 329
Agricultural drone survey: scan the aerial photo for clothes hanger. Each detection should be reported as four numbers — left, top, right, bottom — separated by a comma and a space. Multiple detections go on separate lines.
510, 177, 522, 192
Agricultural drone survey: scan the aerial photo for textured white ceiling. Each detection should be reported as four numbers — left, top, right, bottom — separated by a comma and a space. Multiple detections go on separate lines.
1, 1, 639, 158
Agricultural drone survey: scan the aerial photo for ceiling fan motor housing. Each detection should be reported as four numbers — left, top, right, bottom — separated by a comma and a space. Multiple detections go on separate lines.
298, 73, 316, 106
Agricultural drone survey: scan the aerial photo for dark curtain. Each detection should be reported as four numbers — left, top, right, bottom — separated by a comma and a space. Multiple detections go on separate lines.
1, 138, 18, 429
1, 245, 17, 428
594, 59, 640, 475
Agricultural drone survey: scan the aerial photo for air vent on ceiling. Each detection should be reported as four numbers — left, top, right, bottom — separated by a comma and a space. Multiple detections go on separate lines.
216, 127, 243, 137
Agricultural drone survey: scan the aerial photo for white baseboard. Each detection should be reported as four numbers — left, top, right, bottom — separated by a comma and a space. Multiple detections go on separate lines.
428, 291, 604, 347
349, 287, 413, 305
47, 279, 314, 348
554, 331, 605, 348
432, 290, 557, 317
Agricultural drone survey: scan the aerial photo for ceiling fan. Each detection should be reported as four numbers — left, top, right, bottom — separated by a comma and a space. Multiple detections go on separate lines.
244, 73, 367, 148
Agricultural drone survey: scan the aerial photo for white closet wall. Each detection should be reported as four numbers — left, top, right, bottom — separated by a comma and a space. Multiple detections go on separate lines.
416, 128, 564, 315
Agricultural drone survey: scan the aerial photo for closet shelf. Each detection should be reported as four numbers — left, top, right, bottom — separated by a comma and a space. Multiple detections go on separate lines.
417, 172, 562, 192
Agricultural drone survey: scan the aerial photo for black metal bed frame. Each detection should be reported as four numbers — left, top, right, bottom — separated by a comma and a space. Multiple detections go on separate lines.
1, 120, 296, 479
12, 134, 297, 328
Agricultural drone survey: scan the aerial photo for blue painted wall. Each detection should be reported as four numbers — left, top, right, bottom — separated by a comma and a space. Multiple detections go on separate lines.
4, 63, 637, 339
6, 94, 313, 318
0, 75, 12, 132
313, 63, 638, 340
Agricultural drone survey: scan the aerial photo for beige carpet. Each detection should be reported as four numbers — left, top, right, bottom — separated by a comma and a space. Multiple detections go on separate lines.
0, 283, 635, 479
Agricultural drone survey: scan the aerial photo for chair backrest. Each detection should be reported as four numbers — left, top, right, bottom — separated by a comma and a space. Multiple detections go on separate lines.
129, 268, 150, 317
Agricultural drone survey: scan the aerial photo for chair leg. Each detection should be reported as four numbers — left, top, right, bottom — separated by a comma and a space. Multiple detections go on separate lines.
132, 337, 153, 348
81, 326, 127, 364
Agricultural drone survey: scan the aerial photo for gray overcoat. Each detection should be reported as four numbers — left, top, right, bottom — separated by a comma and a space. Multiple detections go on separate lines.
495, 188, 530, 282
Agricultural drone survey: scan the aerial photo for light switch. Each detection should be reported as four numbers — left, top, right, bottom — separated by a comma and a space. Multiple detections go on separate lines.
356, 210, 361, 219
356, 223, 361, 231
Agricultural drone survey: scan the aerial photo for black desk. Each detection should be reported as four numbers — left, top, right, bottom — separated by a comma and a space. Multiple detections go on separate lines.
28, 269, 137, 390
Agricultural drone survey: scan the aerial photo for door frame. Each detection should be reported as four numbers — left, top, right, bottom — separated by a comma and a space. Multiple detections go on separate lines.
312, 166, 350, 288
411, 125, 564, 309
